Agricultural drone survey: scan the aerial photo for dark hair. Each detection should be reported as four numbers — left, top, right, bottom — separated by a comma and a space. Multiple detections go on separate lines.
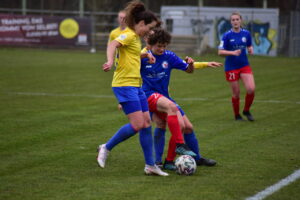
147, 27, 171, 45
125, 0, 158, 29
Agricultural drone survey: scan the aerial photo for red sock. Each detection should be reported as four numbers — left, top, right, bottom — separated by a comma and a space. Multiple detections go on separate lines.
232, 97, 240, 116
166, 137, 176, 162
167, 115, 184, 144
244, 93, 255, 112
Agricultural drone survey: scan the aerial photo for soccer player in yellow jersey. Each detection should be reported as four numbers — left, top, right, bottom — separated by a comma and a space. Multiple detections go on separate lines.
97, 1, 168, 176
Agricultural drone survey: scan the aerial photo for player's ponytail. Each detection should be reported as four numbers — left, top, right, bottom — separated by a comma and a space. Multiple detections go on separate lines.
125, 0, 158, 29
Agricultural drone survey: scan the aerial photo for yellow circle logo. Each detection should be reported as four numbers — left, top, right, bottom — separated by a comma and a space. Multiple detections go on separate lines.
59, 18, 79, 39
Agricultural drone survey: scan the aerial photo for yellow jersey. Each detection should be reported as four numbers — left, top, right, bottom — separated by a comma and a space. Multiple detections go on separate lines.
108, 27, 125, 43
112, 28, 142, 87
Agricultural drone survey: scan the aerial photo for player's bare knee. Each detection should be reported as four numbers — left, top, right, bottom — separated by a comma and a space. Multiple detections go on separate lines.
131, 120, 144, 131
167, 102, 178, 115
185, 125, 193, 133
247, 87, 255, 94
143, 118, 151, 128
156, 121, 166, 129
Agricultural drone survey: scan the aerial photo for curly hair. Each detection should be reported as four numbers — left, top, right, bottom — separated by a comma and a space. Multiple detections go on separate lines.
147, 27, 171, 45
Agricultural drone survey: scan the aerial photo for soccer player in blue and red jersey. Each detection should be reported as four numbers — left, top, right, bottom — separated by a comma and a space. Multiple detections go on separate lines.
218, 12, 255, 121
98, 1, 168, 176
141, 27, 219, 170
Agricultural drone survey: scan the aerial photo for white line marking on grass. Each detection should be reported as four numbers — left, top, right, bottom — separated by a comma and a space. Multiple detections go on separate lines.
7, 92, 114, 99
6, 92, 300, 105
245, 169, 300, 200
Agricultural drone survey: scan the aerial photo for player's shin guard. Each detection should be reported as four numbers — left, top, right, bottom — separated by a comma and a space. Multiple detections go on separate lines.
184, 132, 201, 160
232, 97, 240, 116
106, 123, 137, 151
244, 93, 255, 112
139, 126, 155, 166
166, 136, 177, 162
167, 115, 184, 144
154, 128, 166, 163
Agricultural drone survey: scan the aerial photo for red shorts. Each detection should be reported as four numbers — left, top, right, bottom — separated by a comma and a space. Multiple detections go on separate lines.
225, 66, 253, 82
147, 93, 168, 120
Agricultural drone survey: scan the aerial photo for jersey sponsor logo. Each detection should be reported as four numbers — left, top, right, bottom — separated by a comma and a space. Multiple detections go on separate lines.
230, 39, 235, 42
118, 34, 127, 40
162, 61, 169, 69
242, 37, 247, 42
145, 65, 152, 68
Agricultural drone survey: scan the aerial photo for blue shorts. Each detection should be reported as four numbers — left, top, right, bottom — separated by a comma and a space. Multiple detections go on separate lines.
112, 86, 149, 115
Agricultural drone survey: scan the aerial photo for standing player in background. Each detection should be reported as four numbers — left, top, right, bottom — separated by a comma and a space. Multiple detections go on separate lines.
141, 27, 219, 170
108, 10, 127, 44
98, 1, 168, 176
218, 12, 255, 121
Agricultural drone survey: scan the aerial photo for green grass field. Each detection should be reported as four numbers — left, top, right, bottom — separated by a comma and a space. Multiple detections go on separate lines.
0, 48, 299, 200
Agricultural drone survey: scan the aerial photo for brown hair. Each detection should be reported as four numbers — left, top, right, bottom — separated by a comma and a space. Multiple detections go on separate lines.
125, 0, 158, 29
147, 27, 171, 45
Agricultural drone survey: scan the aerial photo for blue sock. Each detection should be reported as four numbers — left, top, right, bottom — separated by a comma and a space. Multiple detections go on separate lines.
154, 128, 166, 163
106, 123, 137, 151
184, 131, 201, 160
139, 126, 154, 166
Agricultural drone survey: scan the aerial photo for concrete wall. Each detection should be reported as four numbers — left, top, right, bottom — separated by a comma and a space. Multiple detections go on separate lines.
161, 6, 279, 56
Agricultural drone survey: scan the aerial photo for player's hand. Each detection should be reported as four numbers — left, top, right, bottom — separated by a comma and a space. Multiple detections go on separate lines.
207, 62, 223, 68
102, 61, 113, 72
232, 49, 241, 56
118, 104, 123, 110
185, 56, 194, 64
147, 53, 156, 64
248, 46, 254, 55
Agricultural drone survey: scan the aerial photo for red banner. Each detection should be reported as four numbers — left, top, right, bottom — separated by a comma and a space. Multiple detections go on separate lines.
0, 14, 91, 47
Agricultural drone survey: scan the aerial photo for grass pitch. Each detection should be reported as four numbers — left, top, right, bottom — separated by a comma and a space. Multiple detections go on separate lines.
0, 48, 299, 200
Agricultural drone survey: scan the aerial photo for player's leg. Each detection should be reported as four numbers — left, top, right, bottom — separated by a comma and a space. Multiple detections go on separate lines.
240, 72, 255, 121
156, 97, 196, 157
229, 80, 244, 120
182, 115, 216, 166
97, 87, 148, 169
226, 70, 244, 120
139, 91, 168, 176
97, 102, 143, 168
152, 113, 166, 166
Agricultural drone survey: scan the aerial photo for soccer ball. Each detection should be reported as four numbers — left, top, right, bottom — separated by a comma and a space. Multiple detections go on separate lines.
175, 155, 197, 175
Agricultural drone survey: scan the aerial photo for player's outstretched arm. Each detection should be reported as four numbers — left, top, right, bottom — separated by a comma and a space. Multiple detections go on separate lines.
193, 61, 222, 69
207, 62, 223, 68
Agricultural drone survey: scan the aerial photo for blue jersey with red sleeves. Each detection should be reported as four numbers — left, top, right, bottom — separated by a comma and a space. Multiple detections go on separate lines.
219, 29, 252, 72
141, 50, 188, 98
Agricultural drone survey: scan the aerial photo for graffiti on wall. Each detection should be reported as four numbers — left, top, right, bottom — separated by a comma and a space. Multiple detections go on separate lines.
216, 17, 277, 55
191, 18, 214, 36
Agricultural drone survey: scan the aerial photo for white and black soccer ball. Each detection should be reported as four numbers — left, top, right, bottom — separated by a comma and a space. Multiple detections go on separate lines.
175, 155, 197, 175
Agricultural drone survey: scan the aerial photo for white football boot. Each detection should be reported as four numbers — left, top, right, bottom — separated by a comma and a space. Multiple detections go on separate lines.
97, 144, 109, 168
144, 164, 169, 176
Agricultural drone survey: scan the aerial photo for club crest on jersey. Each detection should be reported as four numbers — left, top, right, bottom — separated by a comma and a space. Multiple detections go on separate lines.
242, 37, 247, 42
162, 61, 169, 69
118, 34, 127, 40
